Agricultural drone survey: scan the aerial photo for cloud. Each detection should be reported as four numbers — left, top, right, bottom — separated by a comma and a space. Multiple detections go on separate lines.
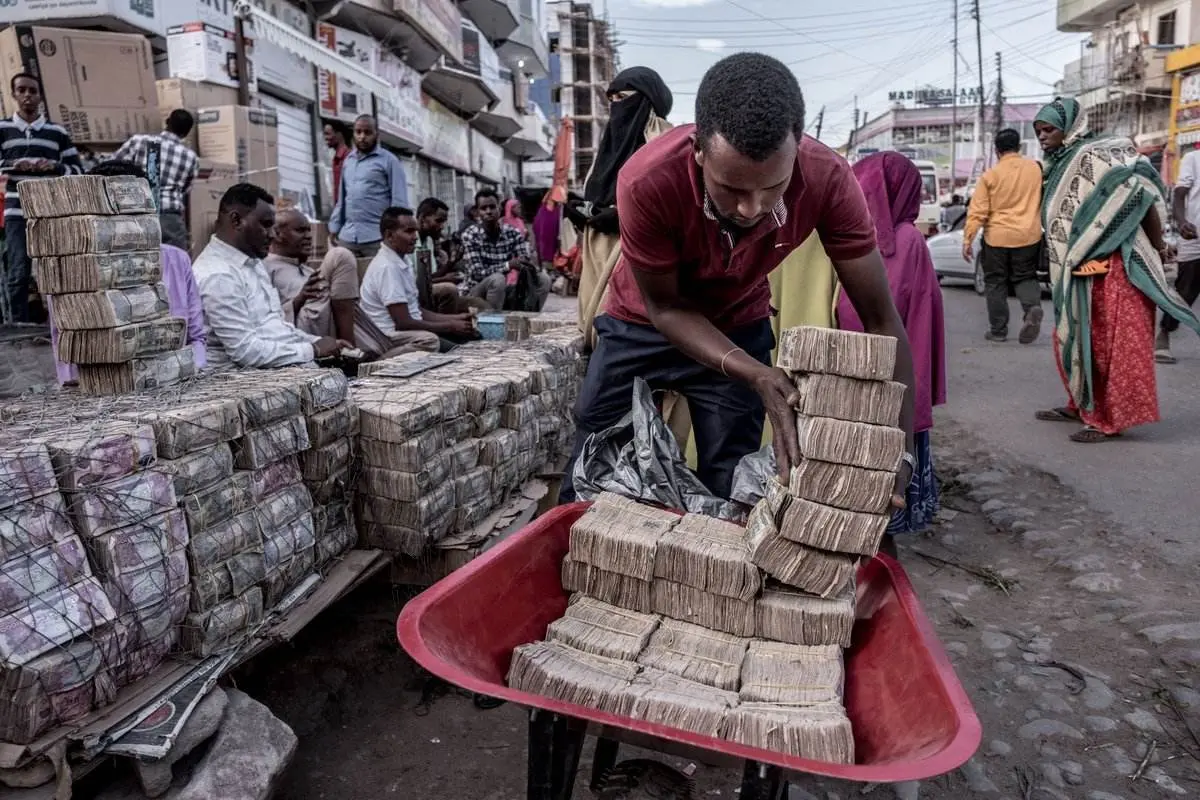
694, 38, 727, 52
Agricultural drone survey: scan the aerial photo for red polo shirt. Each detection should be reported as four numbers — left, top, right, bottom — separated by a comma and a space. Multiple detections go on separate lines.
605, 124, 877, 331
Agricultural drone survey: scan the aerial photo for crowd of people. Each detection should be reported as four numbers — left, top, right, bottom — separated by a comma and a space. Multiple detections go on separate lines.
0, 71, 554, 374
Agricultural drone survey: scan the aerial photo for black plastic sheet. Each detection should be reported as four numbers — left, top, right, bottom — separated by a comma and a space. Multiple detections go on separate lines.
570, 378, 743, 521
730, 444, 776, 508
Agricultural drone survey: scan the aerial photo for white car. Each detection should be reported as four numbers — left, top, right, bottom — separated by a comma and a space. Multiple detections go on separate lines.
927, 228, 985, 293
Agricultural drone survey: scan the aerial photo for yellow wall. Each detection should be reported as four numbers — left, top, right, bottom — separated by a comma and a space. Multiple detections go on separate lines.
1166, 46, 1200, 182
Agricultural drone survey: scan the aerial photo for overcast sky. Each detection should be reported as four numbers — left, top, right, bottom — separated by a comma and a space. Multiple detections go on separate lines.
597, 0, 1085, 147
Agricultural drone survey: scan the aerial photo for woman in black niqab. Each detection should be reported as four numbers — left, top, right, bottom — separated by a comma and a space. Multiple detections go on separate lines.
583, 67, 673, 213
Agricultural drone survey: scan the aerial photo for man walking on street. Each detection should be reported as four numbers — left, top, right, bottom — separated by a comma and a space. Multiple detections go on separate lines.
1, 73, 83, 322
112, 109, 200, 250
329, 115, 408, 259
1158, 144, 1200, 364
964, 128, 1045, 343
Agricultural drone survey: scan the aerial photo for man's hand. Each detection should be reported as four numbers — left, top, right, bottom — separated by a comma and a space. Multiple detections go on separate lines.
961, 241, 974, 262
293, 272, 323, 314
891, 462, 914, 512
313, 337, 344, 358
446, 314, 475, 337
1181, 221, 1198, 240
750, 366, 802, 478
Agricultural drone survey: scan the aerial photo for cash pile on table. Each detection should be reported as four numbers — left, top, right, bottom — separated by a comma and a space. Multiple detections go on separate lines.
508, 492, 856, 763
21, 174, 196, 395
353, 330, 583, 557
0, 367, 362, 742
746, 326, 904, 597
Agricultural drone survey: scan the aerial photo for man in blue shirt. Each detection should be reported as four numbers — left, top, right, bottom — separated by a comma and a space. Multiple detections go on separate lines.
329, 114, 408, 259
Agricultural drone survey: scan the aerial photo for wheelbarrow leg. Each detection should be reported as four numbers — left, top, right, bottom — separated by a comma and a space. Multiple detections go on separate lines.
589, 737, 619, 790
550, 716, 586, 800
740, 761, 784, 800
528, 709, 555, 800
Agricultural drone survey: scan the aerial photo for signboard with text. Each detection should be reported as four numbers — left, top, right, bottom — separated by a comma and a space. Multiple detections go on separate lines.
317, 22, 377, 123
376, 52, 425, 149
888, 87, 982, 106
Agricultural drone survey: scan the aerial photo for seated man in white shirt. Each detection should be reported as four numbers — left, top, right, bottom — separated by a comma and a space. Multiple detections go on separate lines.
356, 206, 477, 357
193, 183, 352, 368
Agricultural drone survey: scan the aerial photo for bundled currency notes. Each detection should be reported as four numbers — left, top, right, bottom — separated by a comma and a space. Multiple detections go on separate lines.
17, 174, 156, 218
51, 283, 170, 330
33, 250, 162, 294
58, 317, 186, 364
26, 214, 161, 257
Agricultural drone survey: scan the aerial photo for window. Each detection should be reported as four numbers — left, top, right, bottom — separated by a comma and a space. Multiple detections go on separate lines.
1158, 11, 1176, 45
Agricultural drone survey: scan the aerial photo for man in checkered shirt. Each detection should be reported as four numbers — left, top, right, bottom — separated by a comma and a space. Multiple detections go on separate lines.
113, 110, 200, 250
460, 187, 551, 310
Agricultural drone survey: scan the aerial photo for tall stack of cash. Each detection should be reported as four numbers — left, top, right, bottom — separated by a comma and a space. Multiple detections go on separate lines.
746, 326, 904, 599
20, 174, 196, 396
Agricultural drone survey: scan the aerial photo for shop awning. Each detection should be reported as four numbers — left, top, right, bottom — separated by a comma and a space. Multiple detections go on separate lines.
234, 1, 392, 98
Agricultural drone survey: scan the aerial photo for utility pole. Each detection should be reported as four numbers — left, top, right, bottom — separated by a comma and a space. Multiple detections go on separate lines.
234, 15, 251, 107
951, 0, 958, 193
815, 106, 825, 140
849, 95, 859, 156
993, 51, 1005, 146
971, 0, 985, 178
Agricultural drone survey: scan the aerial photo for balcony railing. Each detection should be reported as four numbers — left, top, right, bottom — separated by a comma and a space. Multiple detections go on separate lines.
1056, 0, 1126, 32
1113, 46, 1176, 94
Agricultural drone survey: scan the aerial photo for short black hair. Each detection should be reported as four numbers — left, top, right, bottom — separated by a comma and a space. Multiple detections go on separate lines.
87, 159, 147, 180
10, 72, 38, 94
325, 120, 350, 142
951, 193, 962, 204
166, 109, 195, 138
474, 187, 500, 205
355, 114, 377, 127
417, 197, 449, 218
995, 128, 1021, 154
696, 52, 805, 161
219, 183, 274, 217
379, 205, 415, 237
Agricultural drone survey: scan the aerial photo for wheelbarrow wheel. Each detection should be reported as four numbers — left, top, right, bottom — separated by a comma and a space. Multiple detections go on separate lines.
594, 759, 695, 799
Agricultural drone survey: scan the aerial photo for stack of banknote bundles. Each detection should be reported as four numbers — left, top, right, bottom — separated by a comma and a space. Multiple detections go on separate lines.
545, 596, 660, 661
754, 582, 856, 648
636, 619, 749, 692
0, 442, 125, 743
21, 175, 199, 396
351, 330, 584, 556
746, 326, 904, 598
507, 640, 642, 715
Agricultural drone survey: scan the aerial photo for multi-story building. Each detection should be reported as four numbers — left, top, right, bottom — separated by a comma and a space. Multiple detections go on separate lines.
846, 102, 1044, 192
0, 0, 559, 229
1055, 0, 1189, 169
543, 0, 618, 186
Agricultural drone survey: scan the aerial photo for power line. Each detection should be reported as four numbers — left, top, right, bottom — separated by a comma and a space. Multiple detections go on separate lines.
609, 0, 1046, 24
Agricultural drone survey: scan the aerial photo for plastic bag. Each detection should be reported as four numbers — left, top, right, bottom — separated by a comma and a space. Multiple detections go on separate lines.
730, 444, 776, 507
570, 378, 743, 521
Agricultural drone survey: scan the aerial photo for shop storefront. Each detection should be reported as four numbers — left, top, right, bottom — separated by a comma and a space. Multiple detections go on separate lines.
1166, 44, 1200, 181
420, 94, 473, 228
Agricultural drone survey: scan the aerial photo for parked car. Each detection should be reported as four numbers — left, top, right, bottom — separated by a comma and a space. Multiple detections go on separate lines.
926, 218, 1049, 294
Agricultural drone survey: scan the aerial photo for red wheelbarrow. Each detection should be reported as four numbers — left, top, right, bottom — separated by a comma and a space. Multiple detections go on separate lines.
398, 503, 981, 798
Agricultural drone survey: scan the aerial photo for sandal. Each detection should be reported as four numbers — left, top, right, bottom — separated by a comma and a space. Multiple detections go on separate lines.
1035, 407, 1080, 422
1069, 427, 1118, 443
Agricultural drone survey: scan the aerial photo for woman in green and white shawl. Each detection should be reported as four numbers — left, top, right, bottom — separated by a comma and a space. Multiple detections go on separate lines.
1032, 97, 1200, 443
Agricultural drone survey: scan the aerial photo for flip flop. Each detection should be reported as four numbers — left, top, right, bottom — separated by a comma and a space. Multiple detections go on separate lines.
1069, 427, 1118, 443
1155, 349, 1177, 364
1035, 407, 1079, 422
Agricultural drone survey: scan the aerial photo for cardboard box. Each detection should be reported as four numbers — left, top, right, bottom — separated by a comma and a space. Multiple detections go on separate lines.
165, 23, 256, 93
156, 78, 240, 151
0, 26, 158, 144
195, 105, 279, 197
188, 159, 239, 258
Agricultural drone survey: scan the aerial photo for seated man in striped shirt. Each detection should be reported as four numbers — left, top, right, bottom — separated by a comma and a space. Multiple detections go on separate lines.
1, 72, 83, 322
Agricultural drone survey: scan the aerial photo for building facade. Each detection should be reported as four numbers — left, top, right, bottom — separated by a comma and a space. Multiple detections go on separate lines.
0, 0, 561, 229
846, 103, 1044, 191
543, 0, 618, 186
1055, 0, 1191, 169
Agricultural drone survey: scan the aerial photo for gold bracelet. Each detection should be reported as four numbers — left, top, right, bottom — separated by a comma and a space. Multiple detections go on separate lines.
719, 346, 745, 377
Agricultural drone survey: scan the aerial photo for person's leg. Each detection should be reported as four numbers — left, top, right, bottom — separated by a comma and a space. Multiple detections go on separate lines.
430, 282, 459, 314
679, 319, 775, 498
356, 240, 381, 260
468, 272, 506, 311
560, 316, 688, 503
1156, 258, 1199, 362
5, 217, 29, 323
322, 246, 360, 342
1010, 241, 1044, 344
981, 243, 1010, 339
534, 269, 552, 310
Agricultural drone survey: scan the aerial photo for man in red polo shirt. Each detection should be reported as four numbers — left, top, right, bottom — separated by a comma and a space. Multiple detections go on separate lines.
563, 53, 917, 504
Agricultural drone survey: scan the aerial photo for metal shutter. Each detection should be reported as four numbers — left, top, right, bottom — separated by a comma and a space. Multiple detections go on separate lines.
259, 95, 318, 219
415, 158, 434, 209
433, 165, 457, 227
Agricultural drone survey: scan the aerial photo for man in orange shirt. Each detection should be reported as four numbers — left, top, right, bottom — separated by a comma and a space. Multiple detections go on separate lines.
963, 128, 1045, 343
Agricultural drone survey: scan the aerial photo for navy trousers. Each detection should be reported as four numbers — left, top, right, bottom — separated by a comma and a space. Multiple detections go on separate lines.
561, 315, 774, 502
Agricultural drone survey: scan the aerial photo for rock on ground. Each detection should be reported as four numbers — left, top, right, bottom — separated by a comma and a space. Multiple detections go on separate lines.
136, 688, 229, 797
167, 689, 296, 800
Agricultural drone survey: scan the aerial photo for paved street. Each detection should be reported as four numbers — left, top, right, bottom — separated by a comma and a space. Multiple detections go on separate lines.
935, 279, 1200, 564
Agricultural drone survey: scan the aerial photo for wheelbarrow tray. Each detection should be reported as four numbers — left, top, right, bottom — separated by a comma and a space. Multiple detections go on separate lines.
397, 503, 981, 784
